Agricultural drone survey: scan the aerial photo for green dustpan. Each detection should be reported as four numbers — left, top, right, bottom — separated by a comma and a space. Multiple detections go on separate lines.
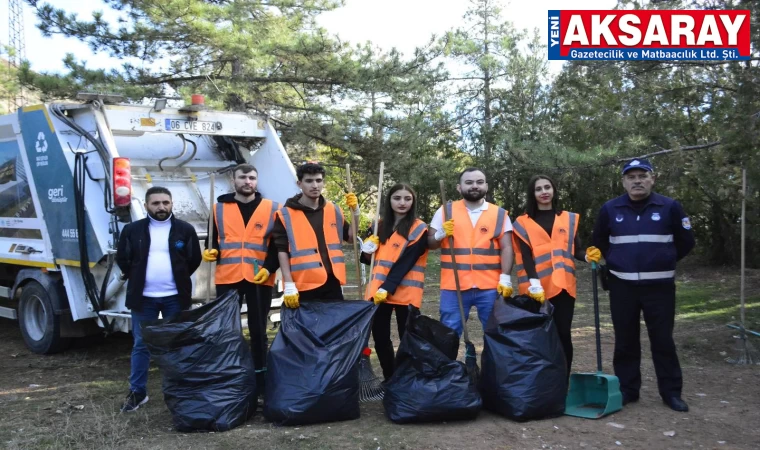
565, 262, 623, 419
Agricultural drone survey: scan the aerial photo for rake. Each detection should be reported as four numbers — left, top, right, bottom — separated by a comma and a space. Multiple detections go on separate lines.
439, 180, 480, 385
357, 161, 386, 403
725, 329, 759, 365
359, 347, 385, 402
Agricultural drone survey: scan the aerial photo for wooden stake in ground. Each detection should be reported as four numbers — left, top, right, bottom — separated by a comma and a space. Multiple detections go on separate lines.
366, 161, 385, 299
346, 164, 364, 298
206, 173, 215, 303
740, 168, 747, 334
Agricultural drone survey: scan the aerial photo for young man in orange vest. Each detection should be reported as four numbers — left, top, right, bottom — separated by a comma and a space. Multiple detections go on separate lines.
428, 167, 514, 336
203, 163, 279, 394
271, 162, 358, 307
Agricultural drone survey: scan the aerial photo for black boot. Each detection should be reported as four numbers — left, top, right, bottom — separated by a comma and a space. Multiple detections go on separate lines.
662, 396, 688, 412
374, 342, 396, 381
256, 370, 266, 405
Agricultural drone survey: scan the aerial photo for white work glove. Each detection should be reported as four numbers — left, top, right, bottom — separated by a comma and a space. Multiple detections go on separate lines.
361, 235, 380, 254
433, 219, 455, 241
283, 282, 300, 308
497, 273, 513, 298
527, 278, 546, 303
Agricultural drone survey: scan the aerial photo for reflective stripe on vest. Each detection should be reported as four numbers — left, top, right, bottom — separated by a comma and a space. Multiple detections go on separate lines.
440, 201, 506, 290
513, 211, 579, 298
215, 200, 279, 285
512, 220, 530, 246
277, 201, 346, 291
373, 273, 425, 289
367, 219, 428, 308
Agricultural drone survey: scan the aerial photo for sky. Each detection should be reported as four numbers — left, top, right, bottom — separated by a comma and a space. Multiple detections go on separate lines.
1, 0, 617, 75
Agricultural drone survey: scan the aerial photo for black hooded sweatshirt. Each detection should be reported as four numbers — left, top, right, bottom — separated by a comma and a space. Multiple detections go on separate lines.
271, 193, 351, 277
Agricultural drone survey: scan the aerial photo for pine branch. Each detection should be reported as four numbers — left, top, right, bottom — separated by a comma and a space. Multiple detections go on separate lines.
611, 141, 721, 163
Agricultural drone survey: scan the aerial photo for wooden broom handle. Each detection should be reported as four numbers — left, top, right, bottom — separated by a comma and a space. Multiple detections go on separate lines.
346, 164, 364, 298
206, 173, 215, 303
367, 162, 385, 298
439, 179, 471, 344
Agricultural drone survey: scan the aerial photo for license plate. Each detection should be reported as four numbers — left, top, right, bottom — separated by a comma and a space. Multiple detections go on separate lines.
164, 119, 218, 133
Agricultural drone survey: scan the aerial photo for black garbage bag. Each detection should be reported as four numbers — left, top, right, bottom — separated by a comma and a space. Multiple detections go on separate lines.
506, 294, 542, 314
263, 300, 375, 426
480, 295, 567, 421
383, 307, 482, 424
142, 291, 257, 432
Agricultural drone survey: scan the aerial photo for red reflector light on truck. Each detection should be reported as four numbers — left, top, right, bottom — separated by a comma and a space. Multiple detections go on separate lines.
113, 157, 132, 207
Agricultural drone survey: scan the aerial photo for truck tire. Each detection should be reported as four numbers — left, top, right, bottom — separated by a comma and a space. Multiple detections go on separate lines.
18, 280, 71, 354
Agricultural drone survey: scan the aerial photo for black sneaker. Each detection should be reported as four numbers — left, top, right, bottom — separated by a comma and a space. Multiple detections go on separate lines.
120, 391, 148, 412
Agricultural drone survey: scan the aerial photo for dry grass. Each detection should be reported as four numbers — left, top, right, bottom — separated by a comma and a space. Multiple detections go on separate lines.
1, 253, 759, 449
4, 387, 132, 449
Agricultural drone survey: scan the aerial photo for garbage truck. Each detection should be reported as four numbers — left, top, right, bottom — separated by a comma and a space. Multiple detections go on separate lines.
0, 95, 300, 354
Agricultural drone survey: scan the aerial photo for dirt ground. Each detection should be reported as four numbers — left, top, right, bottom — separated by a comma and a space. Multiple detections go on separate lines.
1, 259, 759, 450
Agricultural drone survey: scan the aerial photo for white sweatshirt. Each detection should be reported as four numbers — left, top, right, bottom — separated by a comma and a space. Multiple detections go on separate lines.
143, 215, 179, 297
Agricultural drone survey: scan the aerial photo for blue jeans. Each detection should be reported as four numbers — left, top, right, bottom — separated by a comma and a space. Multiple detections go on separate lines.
130, 295, 183, 395
440, 288, 498, 336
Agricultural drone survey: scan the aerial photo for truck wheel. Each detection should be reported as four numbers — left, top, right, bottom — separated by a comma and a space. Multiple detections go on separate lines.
18, 281, 71, 354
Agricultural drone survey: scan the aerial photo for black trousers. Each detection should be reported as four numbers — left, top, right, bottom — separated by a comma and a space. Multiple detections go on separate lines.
299, 274, 344, 302
216, 281, 273, 389
371, 303, 410, 380
608, 275, 682, 399
549, 290, 576, 376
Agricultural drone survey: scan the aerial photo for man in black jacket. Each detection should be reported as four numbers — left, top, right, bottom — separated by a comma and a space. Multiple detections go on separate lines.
592, 159, 695, 412
116, 186, 202, 412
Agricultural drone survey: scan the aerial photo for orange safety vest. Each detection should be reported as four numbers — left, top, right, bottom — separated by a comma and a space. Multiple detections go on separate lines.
214, 199, 280, 286
440, 200, 508, 290
276, 202, 346, 291
512, 211, 579, 299
366, 219, 429, 308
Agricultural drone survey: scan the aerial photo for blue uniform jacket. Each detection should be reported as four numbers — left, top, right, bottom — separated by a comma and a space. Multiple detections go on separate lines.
592, 192, 695, 284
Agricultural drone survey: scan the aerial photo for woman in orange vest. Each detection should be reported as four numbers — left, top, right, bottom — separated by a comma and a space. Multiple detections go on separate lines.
361, 183, 429, 380
512, 174, 600, 375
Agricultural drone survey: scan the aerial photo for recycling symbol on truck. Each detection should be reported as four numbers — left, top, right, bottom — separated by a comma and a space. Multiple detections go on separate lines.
35, 132, 48, 153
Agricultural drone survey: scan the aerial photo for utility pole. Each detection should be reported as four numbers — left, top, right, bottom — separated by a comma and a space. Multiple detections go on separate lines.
8, 0, 27, 112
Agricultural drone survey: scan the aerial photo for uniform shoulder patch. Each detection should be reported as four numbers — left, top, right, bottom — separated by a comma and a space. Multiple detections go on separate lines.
682, 217, 692, 230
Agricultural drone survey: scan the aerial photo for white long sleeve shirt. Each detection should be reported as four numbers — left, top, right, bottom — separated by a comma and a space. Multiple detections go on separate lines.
143, 215, 179, 297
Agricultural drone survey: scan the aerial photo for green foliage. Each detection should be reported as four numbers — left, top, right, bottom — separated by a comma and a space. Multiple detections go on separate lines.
0, 47, 20, 114
20, 0, 760, 266
545, 0, 760, 264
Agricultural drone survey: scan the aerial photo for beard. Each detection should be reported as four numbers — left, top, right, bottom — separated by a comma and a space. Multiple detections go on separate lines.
148, 210, 171, 221
236, 185, 255, 196
461, 190, 486, 202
